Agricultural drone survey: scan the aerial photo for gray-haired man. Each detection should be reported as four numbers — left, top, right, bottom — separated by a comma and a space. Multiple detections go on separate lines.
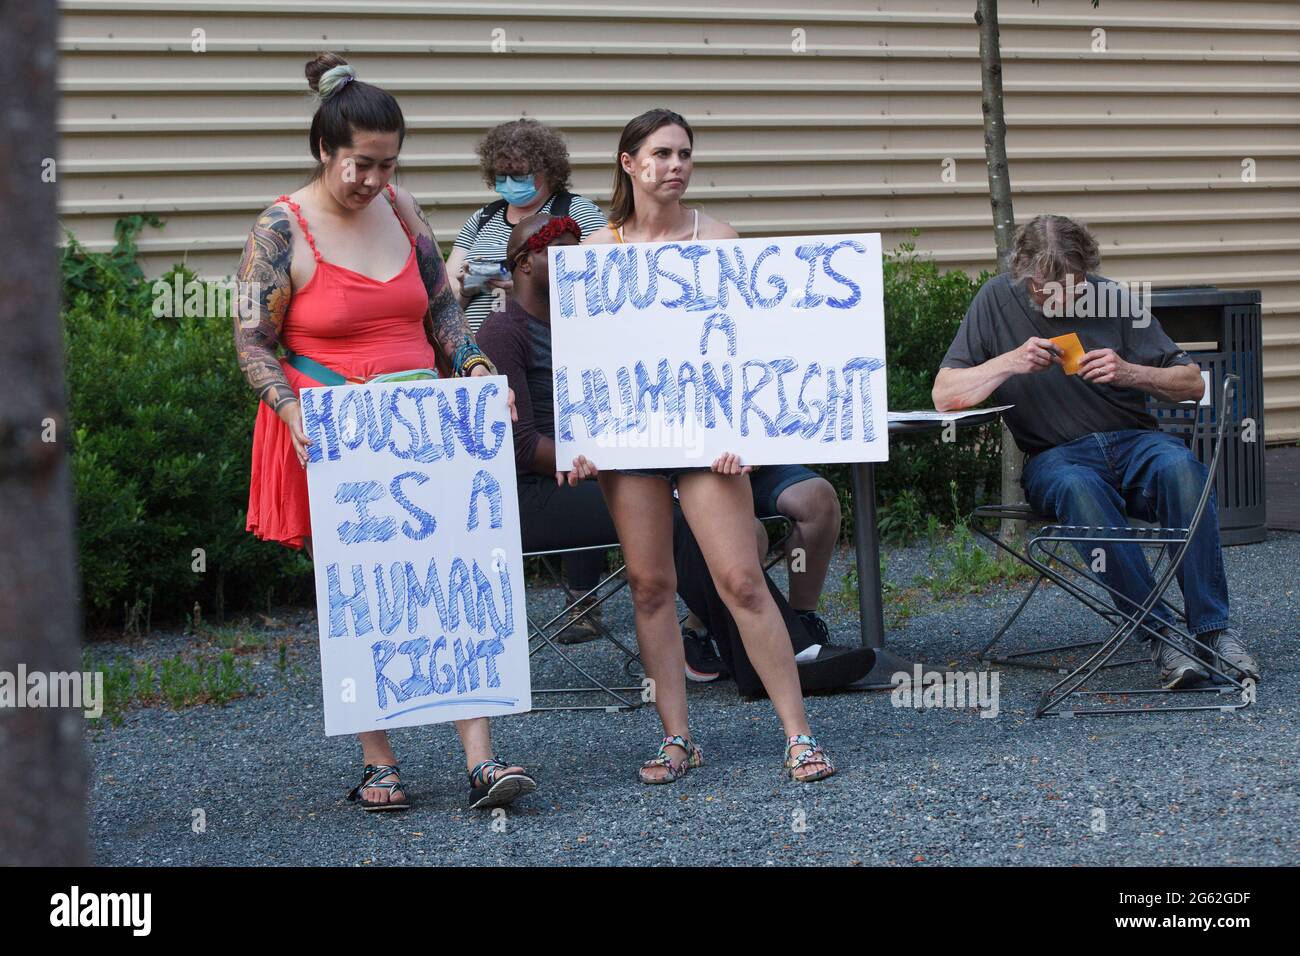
932, 214, 1258, 689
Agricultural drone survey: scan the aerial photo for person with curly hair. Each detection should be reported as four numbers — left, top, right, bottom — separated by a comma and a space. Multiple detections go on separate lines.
447, 120, 607, 639
447, 118, 606, 334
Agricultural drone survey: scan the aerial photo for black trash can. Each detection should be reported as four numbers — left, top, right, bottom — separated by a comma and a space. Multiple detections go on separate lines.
1145, 287, 1266, 546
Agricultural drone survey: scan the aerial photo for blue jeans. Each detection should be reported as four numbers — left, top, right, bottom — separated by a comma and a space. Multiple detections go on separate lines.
1021, 429, 1230, 637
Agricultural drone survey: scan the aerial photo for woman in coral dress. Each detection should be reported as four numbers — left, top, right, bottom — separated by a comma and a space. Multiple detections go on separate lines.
235, 53, 534, 812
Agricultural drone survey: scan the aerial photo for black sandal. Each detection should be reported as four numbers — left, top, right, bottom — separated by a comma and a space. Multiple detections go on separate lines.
346, 764, 411, 812
468, 758, 537, 810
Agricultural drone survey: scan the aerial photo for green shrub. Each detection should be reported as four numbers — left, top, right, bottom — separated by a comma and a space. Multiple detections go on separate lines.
63, 217, 312, 628
918, 483, 1035, 597
85, 647, 254, 724
877, 488, 926, 546
818, 240, 1001, 540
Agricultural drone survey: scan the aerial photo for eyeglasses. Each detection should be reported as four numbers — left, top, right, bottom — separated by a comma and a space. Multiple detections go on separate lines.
1028, 276, 1089, 297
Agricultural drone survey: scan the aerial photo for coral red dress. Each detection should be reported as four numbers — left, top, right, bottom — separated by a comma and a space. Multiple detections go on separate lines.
246, 184, 436, 549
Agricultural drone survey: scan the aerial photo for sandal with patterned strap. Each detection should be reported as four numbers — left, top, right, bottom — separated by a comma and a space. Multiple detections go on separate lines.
638, 734, 704, 785
346, 764, 411, 811
468, 758, 537, 810
784, 735, 836, 783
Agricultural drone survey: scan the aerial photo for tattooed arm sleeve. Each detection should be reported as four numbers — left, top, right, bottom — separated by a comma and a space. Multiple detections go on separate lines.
405, 194, 491, 375
233, 206, 297, 414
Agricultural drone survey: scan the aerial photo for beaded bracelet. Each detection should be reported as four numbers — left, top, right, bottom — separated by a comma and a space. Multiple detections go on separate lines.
460, 354, 497, 376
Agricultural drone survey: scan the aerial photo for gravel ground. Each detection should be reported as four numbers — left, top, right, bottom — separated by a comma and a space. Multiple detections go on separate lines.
86, 530, 1299, 866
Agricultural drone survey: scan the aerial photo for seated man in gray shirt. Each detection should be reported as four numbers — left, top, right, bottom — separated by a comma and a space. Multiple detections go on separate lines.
932, 214, 1258, 689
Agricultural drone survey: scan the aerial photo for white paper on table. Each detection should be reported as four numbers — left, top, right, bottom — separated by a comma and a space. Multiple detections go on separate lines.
887, 405, 1014, 423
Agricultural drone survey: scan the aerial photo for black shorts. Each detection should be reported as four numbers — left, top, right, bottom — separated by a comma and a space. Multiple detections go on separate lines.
516, 473, 618, 553
615, 466, 709, 483
748, 464, 818, 517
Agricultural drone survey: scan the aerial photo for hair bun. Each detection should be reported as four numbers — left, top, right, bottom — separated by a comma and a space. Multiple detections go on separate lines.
305, 52, 351, 94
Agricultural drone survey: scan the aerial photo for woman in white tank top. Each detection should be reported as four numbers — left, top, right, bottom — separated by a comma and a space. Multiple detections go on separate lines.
569, 110, 838, 786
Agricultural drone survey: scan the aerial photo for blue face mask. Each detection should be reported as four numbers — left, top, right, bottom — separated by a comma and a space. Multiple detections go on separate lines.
494, 173, 539, 206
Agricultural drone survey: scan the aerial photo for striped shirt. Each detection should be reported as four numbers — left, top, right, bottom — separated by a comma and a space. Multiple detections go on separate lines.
453, 192, 607, 332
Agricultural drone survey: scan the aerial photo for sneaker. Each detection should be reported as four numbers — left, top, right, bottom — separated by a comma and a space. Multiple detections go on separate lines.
741, 643, 876, 700
1151, 629, 1210, 689
555, 589, 602, 645
797, 609, 831, 645
795, 643, 875, 694
683, 627, 725, 682
1203, 627, 1260, 682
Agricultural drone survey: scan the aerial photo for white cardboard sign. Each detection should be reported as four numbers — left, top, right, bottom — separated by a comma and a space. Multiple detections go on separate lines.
301, 375, 530, 736
549, 233, 888, 468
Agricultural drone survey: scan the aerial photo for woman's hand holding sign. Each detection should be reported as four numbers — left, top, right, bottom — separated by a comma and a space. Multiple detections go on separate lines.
468, 364, 518, 422
711, 452, 751, 475
557, 455, 599, 487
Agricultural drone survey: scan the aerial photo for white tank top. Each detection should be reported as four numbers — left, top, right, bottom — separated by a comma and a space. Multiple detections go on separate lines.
611, 208, 699, 243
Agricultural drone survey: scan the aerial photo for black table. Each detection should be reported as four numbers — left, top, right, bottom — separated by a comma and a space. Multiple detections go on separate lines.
848, 410, 1003, 688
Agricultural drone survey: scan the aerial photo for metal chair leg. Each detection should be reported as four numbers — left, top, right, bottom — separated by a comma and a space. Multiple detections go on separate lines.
523, 549, 645, 712
1031, 533, 1249, 715
970, 516, 1145, 673
978, 574, 1047, 661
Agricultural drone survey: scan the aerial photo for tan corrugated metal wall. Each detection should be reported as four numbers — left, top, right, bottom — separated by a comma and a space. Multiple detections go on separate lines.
57, 0, 1300, 440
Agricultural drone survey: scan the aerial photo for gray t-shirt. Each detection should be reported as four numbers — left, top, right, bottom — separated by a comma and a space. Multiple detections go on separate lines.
939, 273, 1195, 454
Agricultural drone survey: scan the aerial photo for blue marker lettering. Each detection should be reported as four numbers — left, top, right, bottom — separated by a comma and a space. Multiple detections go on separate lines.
390, 470, 437, 541
326, 562, 373, 637
335, 480, 396, 544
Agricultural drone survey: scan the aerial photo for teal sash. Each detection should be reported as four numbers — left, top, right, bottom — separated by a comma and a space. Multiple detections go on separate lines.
285, 351, 437, 385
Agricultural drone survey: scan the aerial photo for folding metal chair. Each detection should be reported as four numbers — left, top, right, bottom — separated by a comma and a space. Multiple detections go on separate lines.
971, 374, 1255, 717
525, 540, 645, 712
524, 514, 793, 712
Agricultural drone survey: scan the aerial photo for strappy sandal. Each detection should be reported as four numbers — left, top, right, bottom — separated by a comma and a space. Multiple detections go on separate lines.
346, 764, 410, 811
468, 758, 537, 810
784, 734, 836, 783
638, 734, 704, 785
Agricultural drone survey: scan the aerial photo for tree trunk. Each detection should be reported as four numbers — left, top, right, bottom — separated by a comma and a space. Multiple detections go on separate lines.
0, 1, 88, 865
976, 0, 1026, 552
